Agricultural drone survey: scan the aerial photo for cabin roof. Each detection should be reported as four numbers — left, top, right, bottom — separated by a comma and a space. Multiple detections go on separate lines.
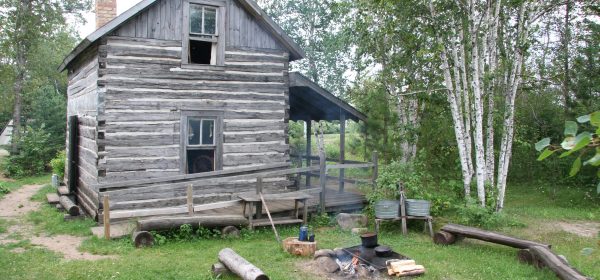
58, 0, 305, 72
289, 72, 366, 123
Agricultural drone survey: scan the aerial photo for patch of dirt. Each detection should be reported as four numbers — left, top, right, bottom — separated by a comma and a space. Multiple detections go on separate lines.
0, 185, 43, 217
0, 184, 115, 261
557, 222, 600, 238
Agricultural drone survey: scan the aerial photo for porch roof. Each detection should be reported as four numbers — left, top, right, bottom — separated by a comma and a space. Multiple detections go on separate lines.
289, 72, 366, 123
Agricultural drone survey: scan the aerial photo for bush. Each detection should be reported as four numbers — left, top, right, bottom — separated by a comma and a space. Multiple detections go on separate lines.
50, 150, 66, 179
367, 152, 457, 217
455, 198, 523, 229
0, 182, 10, 195
2, 125, 54, 178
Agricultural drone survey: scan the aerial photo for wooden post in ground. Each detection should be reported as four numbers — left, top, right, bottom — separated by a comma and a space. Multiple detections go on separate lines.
305, 120, 312, 187
103, 195, 110, 240
255, 177, 263, 219
372, 151, 378, 189
187, 185, 194, 216
399, 182, 408, 235
338, 111, 346, 193
319, 149, 326, 214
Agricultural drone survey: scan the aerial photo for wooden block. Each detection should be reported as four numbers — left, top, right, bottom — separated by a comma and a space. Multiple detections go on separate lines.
282, 237, 316, 257
57, 186, 69, 195
46, 193, 60, 204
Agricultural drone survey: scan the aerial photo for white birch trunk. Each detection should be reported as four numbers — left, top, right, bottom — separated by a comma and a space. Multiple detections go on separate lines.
496, 4, 528, 212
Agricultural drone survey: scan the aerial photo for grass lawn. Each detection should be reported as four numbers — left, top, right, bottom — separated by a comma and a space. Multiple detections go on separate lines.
0, 175, 598, 279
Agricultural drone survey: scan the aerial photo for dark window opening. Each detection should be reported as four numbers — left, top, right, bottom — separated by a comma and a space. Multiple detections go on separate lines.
187, 149, 214, 174
189, 40, 213, 65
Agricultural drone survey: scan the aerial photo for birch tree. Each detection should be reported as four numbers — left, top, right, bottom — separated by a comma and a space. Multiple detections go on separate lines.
426, 0, 567, 209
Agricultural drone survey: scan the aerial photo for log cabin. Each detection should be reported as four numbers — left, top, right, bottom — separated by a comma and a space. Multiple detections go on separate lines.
59, 0, 367, 224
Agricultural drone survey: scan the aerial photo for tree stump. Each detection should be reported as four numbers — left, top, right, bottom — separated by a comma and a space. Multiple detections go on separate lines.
132, 231, 154, 248
433, 231, 456, 245
282, 237, 317, 257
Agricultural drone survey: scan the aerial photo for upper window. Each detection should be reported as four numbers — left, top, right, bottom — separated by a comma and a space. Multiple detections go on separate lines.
190, 5, 218, 36
188, 4, 219, 65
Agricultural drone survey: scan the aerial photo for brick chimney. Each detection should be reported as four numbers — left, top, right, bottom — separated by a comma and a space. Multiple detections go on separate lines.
96, 0, 117, 29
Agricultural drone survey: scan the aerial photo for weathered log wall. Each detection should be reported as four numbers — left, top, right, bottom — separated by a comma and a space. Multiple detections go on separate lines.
65, 45, 102, 218
96, 36, 290, 181
113, 0, 283, 50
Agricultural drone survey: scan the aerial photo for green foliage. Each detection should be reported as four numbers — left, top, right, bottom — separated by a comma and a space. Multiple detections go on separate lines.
0, 182, 10, 195
310, 213, 333, 227
3, 125, 55, 178
50, 150, 66, 180
455, 198, 524, 229
368, 152, 458, 217
536, 112, 600, 193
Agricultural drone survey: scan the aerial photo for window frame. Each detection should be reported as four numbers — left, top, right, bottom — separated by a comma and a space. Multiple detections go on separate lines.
182, 0, 226, 67
180, 111, 224, 174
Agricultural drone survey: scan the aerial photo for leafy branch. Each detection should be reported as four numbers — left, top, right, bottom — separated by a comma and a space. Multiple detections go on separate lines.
535, 111, 600, 193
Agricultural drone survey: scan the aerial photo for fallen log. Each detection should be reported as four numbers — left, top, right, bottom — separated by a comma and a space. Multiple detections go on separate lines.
211, 262, 231, 276
433, 231, 456, 245
439, 223, 551, 249
529, 246, 591, 280
218, 248, 269, 280
59, 195, 80, 216
132, 231, 154, 248
137, 215, 249, 232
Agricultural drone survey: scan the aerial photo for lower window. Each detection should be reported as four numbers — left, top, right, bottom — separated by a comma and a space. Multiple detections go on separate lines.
184, 115, 220, 174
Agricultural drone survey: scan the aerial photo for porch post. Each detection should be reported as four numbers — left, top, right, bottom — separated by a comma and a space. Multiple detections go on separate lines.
338, 111, 346, 193
305, 120, 312, 187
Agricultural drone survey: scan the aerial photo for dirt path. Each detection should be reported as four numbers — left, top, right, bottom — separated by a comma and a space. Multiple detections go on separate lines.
0, 184, 115, 261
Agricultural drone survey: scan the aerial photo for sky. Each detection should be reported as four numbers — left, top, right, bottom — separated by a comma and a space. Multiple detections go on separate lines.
78, 0, 144, 38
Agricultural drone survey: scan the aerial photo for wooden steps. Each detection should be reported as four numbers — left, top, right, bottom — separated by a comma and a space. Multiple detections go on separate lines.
251, 218, 303, 227
46, 193, 60, 204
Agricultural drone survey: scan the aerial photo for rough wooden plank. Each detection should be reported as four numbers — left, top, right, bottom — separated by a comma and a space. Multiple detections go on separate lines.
46, 193, 60, 205
440, 224, 551, 249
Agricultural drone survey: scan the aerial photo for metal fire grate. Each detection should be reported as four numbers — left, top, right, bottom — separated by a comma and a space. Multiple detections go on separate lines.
341, 245, 410, 271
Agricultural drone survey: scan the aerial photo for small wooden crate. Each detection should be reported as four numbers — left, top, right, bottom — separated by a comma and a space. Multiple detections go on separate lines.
282, 237, 317, 257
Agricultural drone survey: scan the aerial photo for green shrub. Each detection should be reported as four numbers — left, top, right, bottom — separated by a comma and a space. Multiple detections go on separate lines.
0, 182, 10, 195
325, 144, 340, 160
50, 150, 66, 179
3, 125, 54, 178
455, 198, 524, 229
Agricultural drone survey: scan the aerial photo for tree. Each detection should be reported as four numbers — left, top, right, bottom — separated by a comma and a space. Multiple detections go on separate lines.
0, 0, 90, 154
258, 0, 355, 96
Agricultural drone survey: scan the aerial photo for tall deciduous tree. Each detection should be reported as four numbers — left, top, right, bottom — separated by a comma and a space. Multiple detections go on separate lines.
0, 0, 90, 154
258, 0, 355, 96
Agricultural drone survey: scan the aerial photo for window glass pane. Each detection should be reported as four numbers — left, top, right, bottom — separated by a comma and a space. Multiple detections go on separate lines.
189, 4, 203, 34
202, 119, 215, 145
188, 118, 201, 145
203, 7, 217, 35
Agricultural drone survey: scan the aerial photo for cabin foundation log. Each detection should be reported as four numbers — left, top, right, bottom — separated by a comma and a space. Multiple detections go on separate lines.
137, 215, 248, 232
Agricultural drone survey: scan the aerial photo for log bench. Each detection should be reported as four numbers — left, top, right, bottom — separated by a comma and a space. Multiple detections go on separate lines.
238, 191, 312, 230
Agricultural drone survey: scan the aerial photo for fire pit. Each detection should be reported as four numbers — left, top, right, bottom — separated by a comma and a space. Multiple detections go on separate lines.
312, 244, 413, 279
340, 245, 409, 272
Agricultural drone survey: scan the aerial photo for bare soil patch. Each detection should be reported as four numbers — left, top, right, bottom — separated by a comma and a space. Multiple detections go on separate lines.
557, 222, 600, 238
0, 184, 115, 261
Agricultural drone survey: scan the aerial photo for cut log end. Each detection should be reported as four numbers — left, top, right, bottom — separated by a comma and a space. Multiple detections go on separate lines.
59, 195, 80, 217
218, 248, 269, 280
221, 226, 241, 238
211, 262, 231, 276
132, 231, 154, 248
517, 249, 534, 265
433, 231, 456, 245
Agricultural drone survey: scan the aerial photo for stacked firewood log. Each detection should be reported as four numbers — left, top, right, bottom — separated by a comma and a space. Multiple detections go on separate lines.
46, 181, 81, 220
386, 259, 426, 277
